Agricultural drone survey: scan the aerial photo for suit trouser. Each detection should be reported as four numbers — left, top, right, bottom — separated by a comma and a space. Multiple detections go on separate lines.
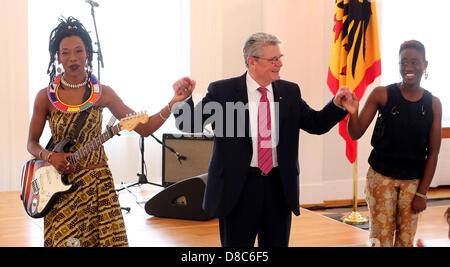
219, 168, 292, 247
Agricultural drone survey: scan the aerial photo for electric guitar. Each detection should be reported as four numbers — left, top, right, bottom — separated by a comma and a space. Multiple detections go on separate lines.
20, 112, 149, 218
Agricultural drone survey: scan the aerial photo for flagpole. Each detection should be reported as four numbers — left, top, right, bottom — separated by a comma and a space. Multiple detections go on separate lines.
328, 0, 380, 226
341, 149, 368, 225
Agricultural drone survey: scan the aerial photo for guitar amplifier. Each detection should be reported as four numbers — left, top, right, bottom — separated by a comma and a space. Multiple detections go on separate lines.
162, 133, 214, 187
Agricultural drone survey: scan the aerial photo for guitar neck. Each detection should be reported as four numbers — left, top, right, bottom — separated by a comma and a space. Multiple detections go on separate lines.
68, 124, 121, 164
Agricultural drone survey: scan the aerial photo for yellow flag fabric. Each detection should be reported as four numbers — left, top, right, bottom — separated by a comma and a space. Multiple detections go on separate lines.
327, 0, 381, 163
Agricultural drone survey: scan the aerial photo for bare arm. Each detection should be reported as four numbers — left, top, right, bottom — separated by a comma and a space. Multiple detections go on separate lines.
27, 89, 49, 159
347, 86, 387, 140
27, 89, 75, 173
103, 77, 195, 137
412, 96, 442, 213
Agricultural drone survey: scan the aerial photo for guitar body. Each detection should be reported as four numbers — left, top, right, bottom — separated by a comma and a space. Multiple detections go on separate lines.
20, 138, 77, 218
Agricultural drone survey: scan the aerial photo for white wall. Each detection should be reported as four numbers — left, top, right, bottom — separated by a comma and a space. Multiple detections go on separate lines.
2, 0, 449, 204
0, 0, 30, 192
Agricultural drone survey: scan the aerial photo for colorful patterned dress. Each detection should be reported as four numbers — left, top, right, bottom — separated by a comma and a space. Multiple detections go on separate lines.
43, 107, 128, 247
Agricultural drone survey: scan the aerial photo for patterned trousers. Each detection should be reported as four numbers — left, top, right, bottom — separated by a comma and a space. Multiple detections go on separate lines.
365, 167, 420, 247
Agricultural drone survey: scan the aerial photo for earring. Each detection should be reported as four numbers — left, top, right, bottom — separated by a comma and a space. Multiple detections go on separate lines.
56, 63, 63, 74
53, 61, 63, 74
424, 70, 429, 80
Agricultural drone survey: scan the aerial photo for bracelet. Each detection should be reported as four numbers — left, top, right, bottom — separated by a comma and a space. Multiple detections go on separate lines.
159, 103, 172, 121
38, 148, 45, 160
159, 112, 169, 121
46, 152, 54, 163
415, 192, 427, 200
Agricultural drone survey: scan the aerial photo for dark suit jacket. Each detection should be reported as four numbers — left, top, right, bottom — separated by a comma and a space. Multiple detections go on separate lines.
175, 73, 347, 218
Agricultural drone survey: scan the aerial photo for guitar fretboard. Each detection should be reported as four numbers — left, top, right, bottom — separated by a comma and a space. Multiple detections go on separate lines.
68, 124, 121, 164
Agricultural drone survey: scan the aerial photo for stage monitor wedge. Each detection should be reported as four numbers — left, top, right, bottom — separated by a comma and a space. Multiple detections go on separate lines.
145, 174, 214, 221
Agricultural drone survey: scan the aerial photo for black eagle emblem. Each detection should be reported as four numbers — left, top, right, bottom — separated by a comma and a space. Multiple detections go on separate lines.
335, 0, 373, 78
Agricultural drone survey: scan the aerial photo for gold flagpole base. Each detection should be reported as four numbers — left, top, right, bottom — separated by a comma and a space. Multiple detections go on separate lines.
341, 153, 368, 225
341, 211, 368, 225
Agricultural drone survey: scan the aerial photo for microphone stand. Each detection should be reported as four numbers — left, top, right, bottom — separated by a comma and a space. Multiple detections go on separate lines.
150, 134, 187, 164
88, 2, 104, 80
86, 1, 129, 211
116, 135, 163, 208
115, 133, 189, 211
86, 2, 134, 210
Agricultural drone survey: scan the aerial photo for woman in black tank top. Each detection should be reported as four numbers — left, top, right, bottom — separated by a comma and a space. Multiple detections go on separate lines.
345, 40, 442, 247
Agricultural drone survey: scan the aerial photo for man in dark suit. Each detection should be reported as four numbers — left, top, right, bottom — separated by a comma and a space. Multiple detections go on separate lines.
172, 32, 352, 247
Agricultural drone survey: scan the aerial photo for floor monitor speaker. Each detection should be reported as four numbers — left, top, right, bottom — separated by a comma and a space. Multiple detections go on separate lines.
144, 174, 213, 221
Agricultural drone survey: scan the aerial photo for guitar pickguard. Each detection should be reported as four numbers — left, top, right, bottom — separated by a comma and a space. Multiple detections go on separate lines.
33, 165, 71, 213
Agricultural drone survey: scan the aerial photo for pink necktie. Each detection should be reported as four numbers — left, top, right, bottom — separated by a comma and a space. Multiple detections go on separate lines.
257, 87, 273, 175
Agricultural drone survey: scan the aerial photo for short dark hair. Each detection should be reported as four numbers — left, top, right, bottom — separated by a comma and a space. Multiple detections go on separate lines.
399, 40, 426, 61
47, 16, 94, 85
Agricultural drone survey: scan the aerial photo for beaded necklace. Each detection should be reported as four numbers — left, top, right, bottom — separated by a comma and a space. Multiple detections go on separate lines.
61, 75, 88, 88
47, 73, 102, 113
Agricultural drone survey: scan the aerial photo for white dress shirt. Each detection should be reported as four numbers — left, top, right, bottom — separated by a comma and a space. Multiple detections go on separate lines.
246, 73, 278, 168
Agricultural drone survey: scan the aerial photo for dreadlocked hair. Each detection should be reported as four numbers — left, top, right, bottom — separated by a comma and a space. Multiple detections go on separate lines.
399, 40, 426, 61
47, 16, 94, 85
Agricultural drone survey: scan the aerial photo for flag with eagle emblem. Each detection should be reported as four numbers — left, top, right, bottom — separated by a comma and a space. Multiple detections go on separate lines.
327, 0, 381, 163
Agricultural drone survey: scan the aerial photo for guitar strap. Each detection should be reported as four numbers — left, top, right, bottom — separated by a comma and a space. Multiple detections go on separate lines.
70, 108, 91, 146
45, 108, 92, 151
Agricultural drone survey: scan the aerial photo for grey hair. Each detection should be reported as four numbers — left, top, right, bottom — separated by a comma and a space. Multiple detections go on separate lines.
243, 32, 281, 68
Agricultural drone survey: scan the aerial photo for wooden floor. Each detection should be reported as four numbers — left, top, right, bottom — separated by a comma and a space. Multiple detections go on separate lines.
1, 185, 449, 247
